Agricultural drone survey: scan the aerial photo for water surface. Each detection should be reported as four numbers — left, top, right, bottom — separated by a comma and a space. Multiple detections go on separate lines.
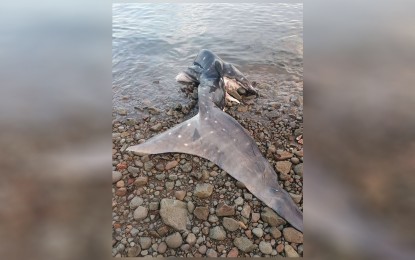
113, 3, 303, 119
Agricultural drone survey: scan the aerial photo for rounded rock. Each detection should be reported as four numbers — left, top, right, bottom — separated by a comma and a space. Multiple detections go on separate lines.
133, 206, 148, 220
209, 226, 227, 240
259, 241, 273, 255
252, 227, 264, 238
112, 171, 122, 183
165, 232, 183, 249
130, 197, 144, 209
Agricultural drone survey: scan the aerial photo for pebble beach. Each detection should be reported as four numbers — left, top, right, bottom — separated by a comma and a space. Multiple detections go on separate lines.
112, 77, 303, 257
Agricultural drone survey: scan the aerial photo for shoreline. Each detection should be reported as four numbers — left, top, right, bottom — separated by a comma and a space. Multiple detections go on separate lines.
112, 79, 303, 257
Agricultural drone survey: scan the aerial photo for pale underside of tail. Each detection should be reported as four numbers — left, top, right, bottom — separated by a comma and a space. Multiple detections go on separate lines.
127, 106, 303, 232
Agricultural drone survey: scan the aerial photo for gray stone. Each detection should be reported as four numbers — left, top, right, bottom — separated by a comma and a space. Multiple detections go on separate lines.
194, 183, 214, 198
223, 217, 239, 232
252, 227, 264, 238
180, 244, 190, 251
139, 237, 151, 250
112, 171, 122, 183
181, 162, 192, 172
233, 237, 255, 252
144, 161, 154, 171
149, 201, 159, 211
116, 243, 125, 253
155, 174, 166, 180
166, 232, 183, 249
284, 244, 299, 257
206, 249, 218, 257
165, 181, 175, 191
261, 207, 286, 227
130, 197, 144, 209
294, 163, 303, 176
186, 233, 197, 245
187, 201, 195, 213
159, 199, 189, 231
209, 226, 226, 240
192, 227, 200, 235
259, 241, 273, 255
198, 245, 207, 254
130, 228, 139, 237
128, 166, 140, 175
244, 193, 253, 201
133, 206, 148, 220
190, 171, 202, 180
234, 197, 244, 205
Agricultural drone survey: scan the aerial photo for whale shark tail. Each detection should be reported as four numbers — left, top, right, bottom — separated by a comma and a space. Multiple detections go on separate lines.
127, 106, 303, 232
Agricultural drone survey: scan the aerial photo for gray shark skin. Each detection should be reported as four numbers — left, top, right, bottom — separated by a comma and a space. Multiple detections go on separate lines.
127, 50, 303, 232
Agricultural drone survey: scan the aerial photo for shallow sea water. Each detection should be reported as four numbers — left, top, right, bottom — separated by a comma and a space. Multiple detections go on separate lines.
113, 3, 303, 119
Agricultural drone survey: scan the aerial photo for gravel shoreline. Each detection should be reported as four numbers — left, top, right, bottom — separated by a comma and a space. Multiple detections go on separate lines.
112, 79, 303, 257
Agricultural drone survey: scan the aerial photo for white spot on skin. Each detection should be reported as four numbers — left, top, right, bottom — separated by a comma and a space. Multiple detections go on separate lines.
187, 123, 191, 126
233, 138, 236, 142
214, 121, 218, 123
222, 128, 226, 131
204, 117, 208, 120
184, 143, 188, 146
210, 131, 214, 134
169, 132, 172, 135
178, 135, 182, 138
